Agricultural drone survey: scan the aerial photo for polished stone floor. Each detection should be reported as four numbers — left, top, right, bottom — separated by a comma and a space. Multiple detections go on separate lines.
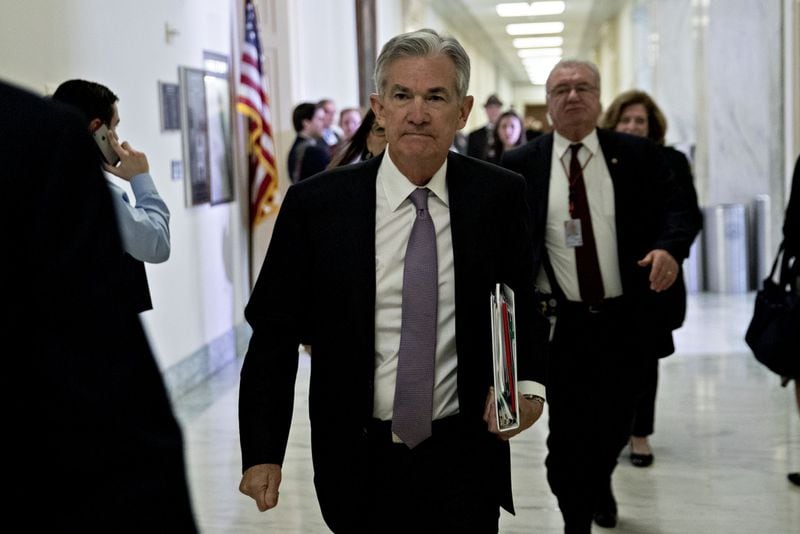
175, 292, 799, 533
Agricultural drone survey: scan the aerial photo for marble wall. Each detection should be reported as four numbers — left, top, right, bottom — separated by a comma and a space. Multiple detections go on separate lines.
705, 0, 784, 210
617, 0, 788, 288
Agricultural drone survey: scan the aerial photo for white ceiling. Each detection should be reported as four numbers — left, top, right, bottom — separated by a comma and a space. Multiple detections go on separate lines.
431, 0, 628, 86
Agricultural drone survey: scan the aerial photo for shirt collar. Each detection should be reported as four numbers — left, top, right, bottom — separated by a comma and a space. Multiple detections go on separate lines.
553, 128, 600, 160
378, 147, 449, 212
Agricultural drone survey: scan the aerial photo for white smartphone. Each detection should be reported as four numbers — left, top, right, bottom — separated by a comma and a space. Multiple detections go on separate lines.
92, 124, 120, 166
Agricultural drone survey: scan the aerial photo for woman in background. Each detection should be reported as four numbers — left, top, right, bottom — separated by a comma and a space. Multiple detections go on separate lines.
328, 108, 386, 168
338, 107, 362, 141
488, 110, 524, 164
601, 89, 703, 468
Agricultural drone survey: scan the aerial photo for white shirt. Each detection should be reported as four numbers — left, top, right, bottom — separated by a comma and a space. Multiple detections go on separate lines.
372, 149, 545, 420
373, 149, 459, 421
537, 130, 623, 301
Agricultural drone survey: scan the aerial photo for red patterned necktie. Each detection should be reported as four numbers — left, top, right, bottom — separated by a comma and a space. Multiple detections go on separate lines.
569, 143, 604, 303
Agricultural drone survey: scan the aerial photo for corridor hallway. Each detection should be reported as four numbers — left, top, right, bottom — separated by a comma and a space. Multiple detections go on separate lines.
176, 292, 799, 533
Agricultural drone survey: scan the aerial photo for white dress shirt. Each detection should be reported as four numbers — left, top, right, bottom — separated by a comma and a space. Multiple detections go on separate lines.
373, 149, 459, 421
536, 130, 623, 301
373, 149, 545, 421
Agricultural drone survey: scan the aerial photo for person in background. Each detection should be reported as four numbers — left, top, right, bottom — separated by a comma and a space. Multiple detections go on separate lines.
339, 107, 363, 141
52, 79, 170, 313
238, 28, 547, 533
600, 89, 703, 468
328, 108, 386, 168
467, 93, 503, 161
488, 110, 525, 164
783, 154, 800, 487
525, 117, 545, 141
502, 60, 700, 533
288, 101, 330, 183
451, 130, 468, 154
319, 97, 343, 147
2, 79, 196, 532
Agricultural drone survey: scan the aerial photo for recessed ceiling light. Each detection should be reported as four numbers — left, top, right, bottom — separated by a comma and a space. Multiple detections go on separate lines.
506, 22, 564, 35
513, 36, 564, 48
522, 56, 561, 68
517, 47, 563, 57
524, 56, 561, 84
528, 73, 549, 85
496, 2, 566, 18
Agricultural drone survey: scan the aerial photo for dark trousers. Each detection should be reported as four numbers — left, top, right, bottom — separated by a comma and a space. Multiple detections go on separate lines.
631, 358, 659, 437
545, 300, 645, 533
363, 416, 501, 534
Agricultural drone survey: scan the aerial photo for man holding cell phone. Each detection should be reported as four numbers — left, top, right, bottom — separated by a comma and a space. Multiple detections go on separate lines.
53, 79, 170, 313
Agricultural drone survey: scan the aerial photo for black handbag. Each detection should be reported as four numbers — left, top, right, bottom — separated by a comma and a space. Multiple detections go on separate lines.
745, 242, 800, 378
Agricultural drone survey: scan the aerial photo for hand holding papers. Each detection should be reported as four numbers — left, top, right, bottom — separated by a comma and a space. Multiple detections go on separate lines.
490, 283, 519, 432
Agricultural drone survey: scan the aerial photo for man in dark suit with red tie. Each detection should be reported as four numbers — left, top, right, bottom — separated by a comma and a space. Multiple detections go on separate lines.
502, 60, 700, 533
238, 29, 549, 533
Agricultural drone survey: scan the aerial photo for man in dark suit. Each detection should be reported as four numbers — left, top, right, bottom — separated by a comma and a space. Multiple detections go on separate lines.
287, 101, 331, 183
239, 29, 548, 533
1, 80, 196, 531
502, 60, 700, 533
466, 93, 503, 161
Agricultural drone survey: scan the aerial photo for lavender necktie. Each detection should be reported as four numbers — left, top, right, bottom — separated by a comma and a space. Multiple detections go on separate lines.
392, 188, 438, 448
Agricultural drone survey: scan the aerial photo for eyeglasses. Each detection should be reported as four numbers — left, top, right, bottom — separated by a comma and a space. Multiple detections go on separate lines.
548, 83, 598, 98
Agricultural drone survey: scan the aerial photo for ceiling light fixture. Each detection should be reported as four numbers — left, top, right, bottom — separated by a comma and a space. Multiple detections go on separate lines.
496, 1, 566, 18
512, 36, 564, 48
517, 47, 563, 58
522, 57, 561, 68
506, 21, 564, 35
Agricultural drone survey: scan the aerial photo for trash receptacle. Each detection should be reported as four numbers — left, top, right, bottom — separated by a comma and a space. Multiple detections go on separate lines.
684, 230, 704, 293
704, 203, 749, 293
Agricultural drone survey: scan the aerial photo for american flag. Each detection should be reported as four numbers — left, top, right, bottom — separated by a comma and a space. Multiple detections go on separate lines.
237, 0, 279, 227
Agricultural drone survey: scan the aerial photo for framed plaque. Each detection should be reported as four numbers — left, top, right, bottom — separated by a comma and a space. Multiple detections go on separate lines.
179, 66, 211, 206
203, 52, 234, 205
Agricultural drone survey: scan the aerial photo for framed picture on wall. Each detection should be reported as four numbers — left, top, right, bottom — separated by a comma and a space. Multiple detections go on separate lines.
179, 66, 211, 206
203, 51, 235, 205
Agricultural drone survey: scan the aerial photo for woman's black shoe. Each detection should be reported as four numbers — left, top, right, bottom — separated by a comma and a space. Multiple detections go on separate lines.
789, 472, 800, 486
630, 451, 654, 468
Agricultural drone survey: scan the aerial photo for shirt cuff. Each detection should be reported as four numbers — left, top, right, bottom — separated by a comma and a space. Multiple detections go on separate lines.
518, 380, 546, 402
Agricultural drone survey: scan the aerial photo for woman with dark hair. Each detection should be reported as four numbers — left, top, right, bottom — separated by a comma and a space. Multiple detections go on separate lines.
600, 89, 703, 468
488, 110, 524, 164
328, 108, 386, 168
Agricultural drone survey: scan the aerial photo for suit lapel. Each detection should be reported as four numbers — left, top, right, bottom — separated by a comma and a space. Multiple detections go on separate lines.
340, 158, 379, 363
446, 153, 472, 298
527, 134, 554, 243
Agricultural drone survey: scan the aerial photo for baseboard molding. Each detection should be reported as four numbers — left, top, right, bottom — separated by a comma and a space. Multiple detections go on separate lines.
163, 322, 252, 401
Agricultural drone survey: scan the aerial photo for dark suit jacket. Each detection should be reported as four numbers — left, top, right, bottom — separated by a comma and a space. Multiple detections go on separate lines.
659, 146, 703, 328
288, 135, 331, 183
1, 81, 196, 531
123, 252, 154, 312
501, 129, 701, 349
240, 151, 547, 528
466, 125, 490, 160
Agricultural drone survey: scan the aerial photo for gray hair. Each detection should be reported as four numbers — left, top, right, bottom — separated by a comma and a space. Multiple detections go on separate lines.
373, 28, 470, 100
545, 59, 601, 93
